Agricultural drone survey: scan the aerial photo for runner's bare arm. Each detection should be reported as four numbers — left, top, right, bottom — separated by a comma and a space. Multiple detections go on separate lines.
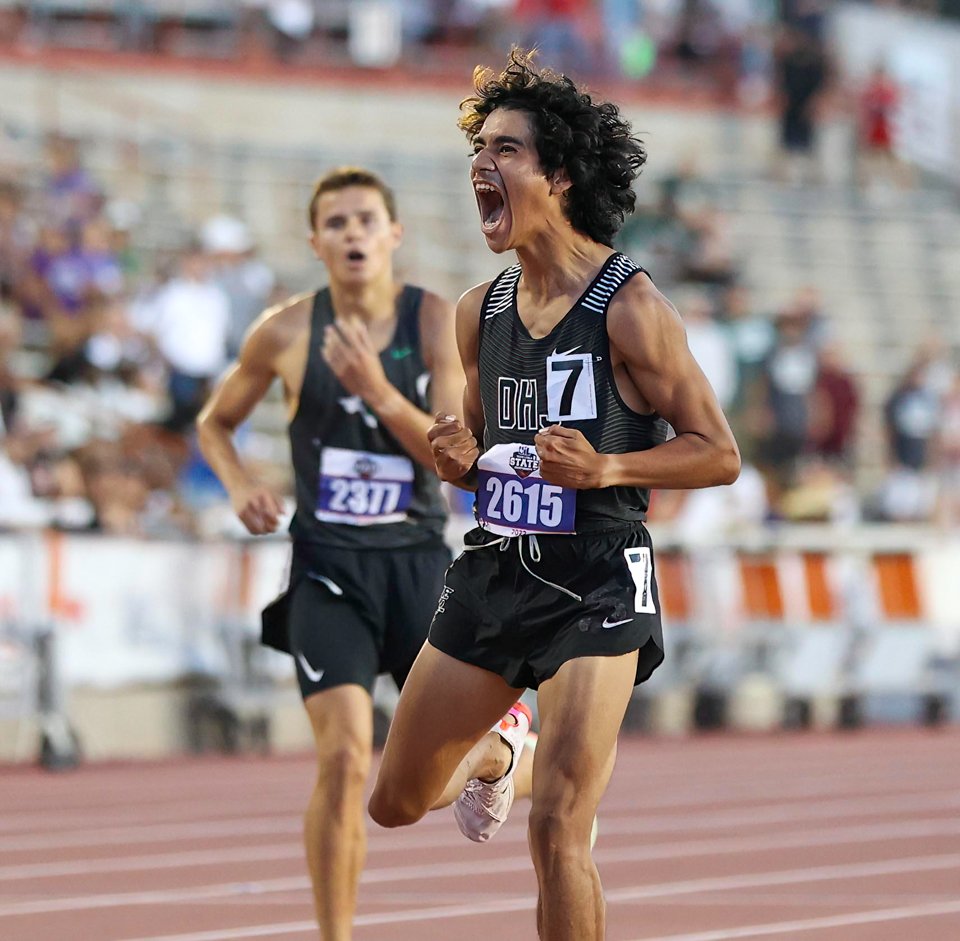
428, 283, 487, 490
536, 277, 740, 490
197, 311, 289, 534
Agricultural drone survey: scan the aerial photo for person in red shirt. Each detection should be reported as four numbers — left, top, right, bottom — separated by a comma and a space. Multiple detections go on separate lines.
857, 62, 911, 189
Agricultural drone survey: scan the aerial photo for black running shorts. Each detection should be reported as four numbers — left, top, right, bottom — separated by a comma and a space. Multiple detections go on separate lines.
261, 539, 450, 699
428, 523, 664, 690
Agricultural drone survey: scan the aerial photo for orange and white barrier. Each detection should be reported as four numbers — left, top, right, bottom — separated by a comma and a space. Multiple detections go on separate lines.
0, 529, 958, 690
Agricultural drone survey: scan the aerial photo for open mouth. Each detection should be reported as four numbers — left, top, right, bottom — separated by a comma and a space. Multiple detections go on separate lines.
474, 182, 505, 231
346, 249, 366, 263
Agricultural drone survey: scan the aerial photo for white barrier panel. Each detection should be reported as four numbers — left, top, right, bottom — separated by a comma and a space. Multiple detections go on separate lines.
0, 535, 288, 688
54, 537, 220, 686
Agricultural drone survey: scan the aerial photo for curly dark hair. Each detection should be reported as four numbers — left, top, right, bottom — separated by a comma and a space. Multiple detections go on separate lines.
459, 49, 646, 247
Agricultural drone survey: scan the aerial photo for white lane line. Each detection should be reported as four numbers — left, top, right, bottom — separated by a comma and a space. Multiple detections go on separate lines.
2, 811, 960, 885
4, 814, 960, 918
0, 797, 308, 836
121, 924, 319, 941
0, 844, 303, 881
628, 898, 960, 940
0, 816, 300, 853
4, 783, 959, 856
109, 853, 960, 941
3, 766, 954, 837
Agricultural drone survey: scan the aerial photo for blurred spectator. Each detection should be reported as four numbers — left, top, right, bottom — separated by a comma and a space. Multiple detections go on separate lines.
0, 430, 54, 530
721, 282, 775, 409
681, 205, 737, 286
618, 179, 696, 285
870, 349, 943, 522
856, 62, 912, 192
600, 0, 644, 80
104, 200, 145, 282
264, 0, 315, 61
735, 15, 775, 108
779, 456, 860, 524
0, 414, 93, 531
619, 163, 738, 289
43, 231, 101, 318
75, 429, 194, 536
680, 289, 737, 411
774, 26, 829, 184
514, 0, 593, 76
673, 0, 731, 81
42, 136, 103, 233
81, 443, 151, 536
786, 285, 827, 348
781, 0, 828, 39
884, 352, 940, 472
116, 0, 156, 51
141, 243, 231, 432
19, 224, 72, 325
0, 307, 22, 432
918, 334, 956, 400
46, 296, 158, 391
808, 342, 859, 464
201, 214, 276, 357
720, 283, 775, 463
0, 182, 35, 302
936, 371, 960, 526
437, 0, 516, 50
754, 304, 819, 478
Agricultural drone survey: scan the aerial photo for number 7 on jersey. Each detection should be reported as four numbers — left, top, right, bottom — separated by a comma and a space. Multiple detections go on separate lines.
546, 352, 597, 422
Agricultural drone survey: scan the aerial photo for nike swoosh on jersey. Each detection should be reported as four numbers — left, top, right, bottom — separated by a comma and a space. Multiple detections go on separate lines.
390, 346, 414, 359
296, 652, 325, 683
601, 616, 633, 629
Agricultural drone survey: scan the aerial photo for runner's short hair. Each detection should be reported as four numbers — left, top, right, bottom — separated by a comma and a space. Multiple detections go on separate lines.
308, 167, 398, 231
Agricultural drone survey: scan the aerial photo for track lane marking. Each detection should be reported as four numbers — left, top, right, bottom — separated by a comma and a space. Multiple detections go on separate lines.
3, 811, 960, 885
3, 786, 959, 855
94, 853, 960, 941
626, 898, 960, 940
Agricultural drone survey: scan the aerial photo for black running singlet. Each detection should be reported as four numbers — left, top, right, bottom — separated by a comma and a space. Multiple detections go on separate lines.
475, 253, 668, 534
288, 286, 446, 550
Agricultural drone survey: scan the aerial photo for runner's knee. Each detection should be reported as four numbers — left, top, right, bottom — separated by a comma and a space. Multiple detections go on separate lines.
315, 740, 371, 805
368, 779, 428, 829
528, 799, 595, 858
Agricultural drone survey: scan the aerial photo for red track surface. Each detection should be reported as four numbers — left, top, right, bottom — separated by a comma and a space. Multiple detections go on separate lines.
2, 729, 960, 940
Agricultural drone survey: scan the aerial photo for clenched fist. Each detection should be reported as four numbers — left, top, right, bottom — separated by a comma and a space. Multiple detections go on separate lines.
535, 425, 609, 489
428, 414, 479, 484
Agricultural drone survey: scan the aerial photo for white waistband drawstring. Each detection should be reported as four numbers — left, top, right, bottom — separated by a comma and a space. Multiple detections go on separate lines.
464, 534, 582, 603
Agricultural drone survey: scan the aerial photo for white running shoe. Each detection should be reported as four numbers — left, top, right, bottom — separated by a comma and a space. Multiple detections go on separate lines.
522, 732, 599, 849
454, 702, 532, 843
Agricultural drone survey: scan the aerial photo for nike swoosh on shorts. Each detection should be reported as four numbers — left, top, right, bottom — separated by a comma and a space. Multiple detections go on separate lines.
601, 617, 633, 629
296, 652, 325, 683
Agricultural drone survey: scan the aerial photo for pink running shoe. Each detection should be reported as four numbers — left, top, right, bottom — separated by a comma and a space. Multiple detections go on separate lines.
454, 702, 532, 843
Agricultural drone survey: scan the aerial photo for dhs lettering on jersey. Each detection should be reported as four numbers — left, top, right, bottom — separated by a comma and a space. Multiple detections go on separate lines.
498, 377, 546, 432
509, 445, 539, 479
